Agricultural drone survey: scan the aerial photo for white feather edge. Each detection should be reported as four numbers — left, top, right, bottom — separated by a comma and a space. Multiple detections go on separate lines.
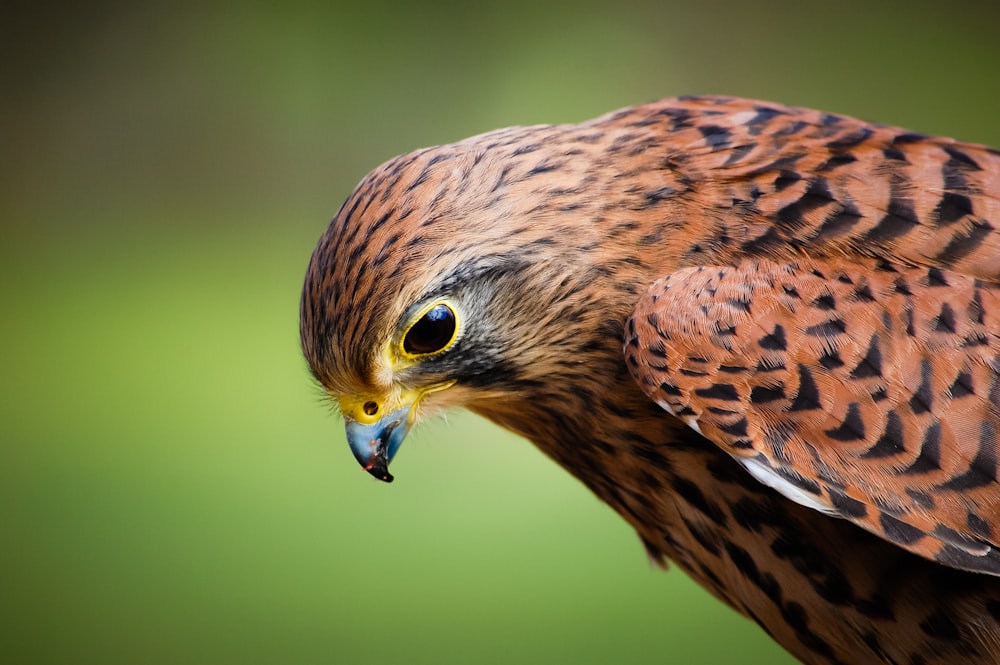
655, 400, 837, 516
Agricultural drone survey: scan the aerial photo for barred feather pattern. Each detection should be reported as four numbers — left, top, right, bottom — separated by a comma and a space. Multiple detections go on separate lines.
302, 96, 1000, 663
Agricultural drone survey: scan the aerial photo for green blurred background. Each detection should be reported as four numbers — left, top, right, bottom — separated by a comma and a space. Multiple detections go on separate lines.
3, 2, 999, 663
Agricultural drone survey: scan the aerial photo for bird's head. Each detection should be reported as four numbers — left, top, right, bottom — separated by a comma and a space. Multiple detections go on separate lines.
300, 121, 663, 481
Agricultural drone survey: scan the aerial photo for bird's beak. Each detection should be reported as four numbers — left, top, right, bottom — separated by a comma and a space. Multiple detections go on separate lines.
343, 404, 413, 483
338, 382, 453, 483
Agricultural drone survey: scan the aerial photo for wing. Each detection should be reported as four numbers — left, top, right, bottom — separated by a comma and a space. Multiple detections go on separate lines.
625, 256, 1000, 574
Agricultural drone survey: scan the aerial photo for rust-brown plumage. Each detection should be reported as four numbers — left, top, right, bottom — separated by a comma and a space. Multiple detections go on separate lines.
301, 96, 1000, 663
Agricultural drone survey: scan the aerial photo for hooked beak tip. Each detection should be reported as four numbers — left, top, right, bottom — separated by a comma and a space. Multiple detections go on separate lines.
363, 455, 394, 483
345, 406, 412, 483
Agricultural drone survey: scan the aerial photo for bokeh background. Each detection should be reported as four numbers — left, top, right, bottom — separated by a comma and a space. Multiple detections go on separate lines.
4, 2, 1000, 663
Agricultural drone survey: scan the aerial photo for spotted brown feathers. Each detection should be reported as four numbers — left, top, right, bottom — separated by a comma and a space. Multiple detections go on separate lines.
301, 96, 1000, 663
626, 257, 1000, 575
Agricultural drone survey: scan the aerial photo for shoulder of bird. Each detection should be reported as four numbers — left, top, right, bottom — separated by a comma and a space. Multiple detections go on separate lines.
301, 95, 1000, 663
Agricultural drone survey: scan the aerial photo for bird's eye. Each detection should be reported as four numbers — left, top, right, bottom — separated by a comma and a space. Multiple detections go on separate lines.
402, 303, 458, 356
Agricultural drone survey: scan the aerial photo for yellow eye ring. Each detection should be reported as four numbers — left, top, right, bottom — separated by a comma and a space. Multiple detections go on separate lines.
399, 301, 460, 359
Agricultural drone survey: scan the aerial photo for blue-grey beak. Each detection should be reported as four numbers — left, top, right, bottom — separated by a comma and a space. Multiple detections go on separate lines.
344, 405, 413, 483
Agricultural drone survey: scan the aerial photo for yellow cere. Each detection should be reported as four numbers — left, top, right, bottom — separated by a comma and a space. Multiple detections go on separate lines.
336, 382, 456, 426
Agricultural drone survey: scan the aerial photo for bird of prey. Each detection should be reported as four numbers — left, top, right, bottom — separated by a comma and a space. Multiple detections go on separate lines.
300, 96, 1000, 664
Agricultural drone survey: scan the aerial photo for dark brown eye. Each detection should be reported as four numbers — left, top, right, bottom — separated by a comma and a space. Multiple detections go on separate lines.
403, 304, 457, 355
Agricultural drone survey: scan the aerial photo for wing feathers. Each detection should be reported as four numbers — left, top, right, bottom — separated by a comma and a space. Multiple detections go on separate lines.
626, 257, 1000, 574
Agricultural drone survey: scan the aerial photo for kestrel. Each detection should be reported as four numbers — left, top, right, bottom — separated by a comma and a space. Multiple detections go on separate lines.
300, 96, 1000, 664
